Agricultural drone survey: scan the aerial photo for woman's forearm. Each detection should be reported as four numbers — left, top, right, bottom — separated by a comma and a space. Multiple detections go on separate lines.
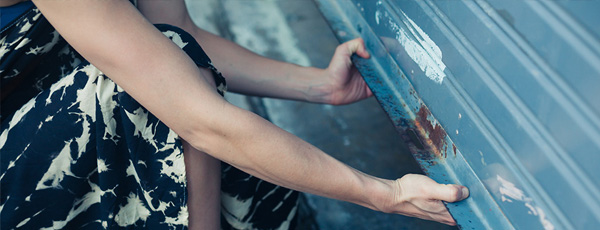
194, 102, 393, 211
186, 28, 331, 103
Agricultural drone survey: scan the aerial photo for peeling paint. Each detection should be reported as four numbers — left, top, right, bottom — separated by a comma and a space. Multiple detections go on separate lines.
374, 2, 446, 84
497, 175, 555, 230
479, 151, 487, 166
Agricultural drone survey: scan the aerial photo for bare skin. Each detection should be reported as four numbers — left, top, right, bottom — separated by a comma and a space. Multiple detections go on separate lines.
30, 1, 470, 229
0, 0, 25, 7
182, 140, 221, 230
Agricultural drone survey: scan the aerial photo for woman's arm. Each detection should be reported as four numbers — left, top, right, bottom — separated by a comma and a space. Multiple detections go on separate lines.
33, 0, 467, 225
136, 0, 372, 105
33, 0, 380, 207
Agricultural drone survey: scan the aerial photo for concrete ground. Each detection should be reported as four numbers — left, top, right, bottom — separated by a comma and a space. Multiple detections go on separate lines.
186, 0, 458, 229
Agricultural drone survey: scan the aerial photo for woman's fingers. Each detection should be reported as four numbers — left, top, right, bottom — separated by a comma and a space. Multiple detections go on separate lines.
392, 174, 469, 225
405, 174, 469, 203
432, 184, 470, 202
343, 38, 370, 59
329, 38, 370, 71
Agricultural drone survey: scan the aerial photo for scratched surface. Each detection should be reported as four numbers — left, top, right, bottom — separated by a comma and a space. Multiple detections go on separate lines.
316, 0, 600, 229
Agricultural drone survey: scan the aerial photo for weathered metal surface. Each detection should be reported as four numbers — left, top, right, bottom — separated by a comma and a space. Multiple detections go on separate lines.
315, 0, 600, 229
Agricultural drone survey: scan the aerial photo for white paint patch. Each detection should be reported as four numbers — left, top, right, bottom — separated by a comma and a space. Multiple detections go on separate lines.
479, 151, 487, 166
497, 175, 555, 230
375, 5, 446, 84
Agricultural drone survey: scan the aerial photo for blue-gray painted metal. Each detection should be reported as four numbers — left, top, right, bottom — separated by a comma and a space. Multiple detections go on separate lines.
315, 0, 600, 229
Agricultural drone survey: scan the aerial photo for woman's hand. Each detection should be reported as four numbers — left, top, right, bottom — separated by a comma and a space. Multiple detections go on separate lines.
376, 174, 470, 226
321, 38, 373, 105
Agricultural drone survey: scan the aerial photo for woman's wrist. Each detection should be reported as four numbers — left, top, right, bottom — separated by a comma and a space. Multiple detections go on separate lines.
357, 175, 399, 213
301, 67, 327, 103
302, 67, 336, 104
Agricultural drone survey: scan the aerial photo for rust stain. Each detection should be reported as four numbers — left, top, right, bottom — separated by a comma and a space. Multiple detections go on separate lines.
415, 105, 448, 158
444, 144, 447, 158
452, 143, 457, 156
389, 104, 457, 175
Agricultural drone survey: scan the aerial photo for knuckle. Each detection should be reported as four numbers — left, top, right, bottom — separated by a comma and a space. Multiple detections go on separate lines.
347, 41, 359, 51
335, 45, 346, 53
447, 185, 461, 200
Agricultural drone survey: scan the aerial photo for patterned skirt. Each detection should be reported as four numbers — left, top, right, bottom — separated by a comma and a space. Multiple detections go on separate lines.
0, 5, 298, 230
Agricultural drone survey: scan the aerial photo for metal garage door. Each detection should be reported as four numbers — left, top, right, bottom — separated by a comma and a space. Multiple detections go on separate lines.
316, 0, 600, 229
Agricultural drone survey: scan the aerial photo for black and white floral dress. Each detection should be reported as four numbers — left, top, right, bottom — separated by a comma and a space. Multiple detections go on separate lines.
1, 2, 298, 229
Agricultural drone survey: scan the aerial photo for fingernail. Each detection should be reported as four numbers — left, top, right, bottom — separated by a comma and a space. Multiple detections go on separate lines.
461, 187, 469, 199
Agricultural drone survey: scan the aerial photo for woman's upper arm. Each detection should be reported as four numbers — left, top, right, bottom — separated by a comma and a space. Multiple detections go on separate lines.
31, 0, 227, 149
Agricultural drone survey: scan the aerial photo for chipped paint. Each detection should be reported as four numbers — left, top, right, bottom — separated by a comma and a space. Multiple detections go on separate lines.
497, 175, 555, 230
479, 151, 487, 166
374, 1, 446, 84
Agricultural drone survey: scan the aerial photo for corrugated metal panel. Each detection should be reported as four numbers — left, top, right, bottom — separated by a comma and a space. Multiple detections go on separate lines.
315, 0, 600, 229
